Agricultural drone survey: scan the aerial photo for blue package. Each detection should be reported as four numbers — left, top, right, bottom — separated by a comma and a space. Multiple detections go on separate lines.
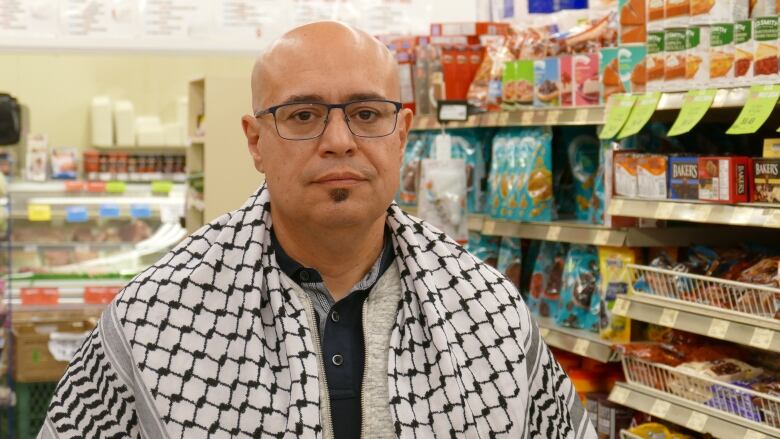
488, 131, 511, 218
528, 241, 569, 318
560, 0, 587, 8
449, 131, 486, 214
668, 156, 699, 200
555, 127, 600, 221
508, 127, 554, 222
466, 232, 501, 267
556, 245, 601, 331
529, 0, 560, 13
497, 237, 522, 287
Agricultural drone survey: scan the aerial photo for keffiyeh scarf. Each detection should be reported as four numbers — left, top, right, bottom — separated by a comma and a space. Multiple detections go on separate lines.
42, 184, 594, 438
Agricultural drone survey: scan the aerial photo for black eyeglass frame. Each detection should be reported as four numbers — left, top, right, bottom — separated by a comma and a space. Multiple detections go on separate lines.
253, 99, 403, 141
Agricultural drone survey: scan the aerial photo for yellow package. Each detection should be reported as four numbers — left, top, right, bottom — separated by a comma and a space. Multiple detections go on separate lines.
598, 246, 638, 343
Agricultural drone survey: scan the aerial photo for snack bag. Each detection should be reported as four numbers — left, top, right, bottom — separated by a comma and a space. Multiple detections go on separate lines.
598, 247, 638, 343
466, 233, 501, 267
450, 131, 486, 213
557, 245, 601, 331
508, 127, 554, 222
399, 132, 431, 206
497, 237, 523, 287
487, 131, 511, 218
418, 158, 468, 244
528, 241, 569, 318
567, 128, 600, 221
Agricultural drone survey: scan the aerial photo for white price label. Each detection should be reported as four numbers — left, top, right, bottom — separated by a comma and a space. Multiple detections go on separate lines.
768, 210, 780, 227
483, 112, 499, 126
612, 298, 630, 316
686, 412, 708, 432
546, 109, 562, 124
659, 309, 679, 327
546, 226, 562, 241
482, 220, 496, 235
730, 207, 754, 225
744, 430, 765, 439
611, 387, 630, 404
594, 230, 611, 245
655, 203, 675, 218
574, 108, 589, 124
650, 399, 671, 417
611, 198, 625, 212
693, 205, 713, 222
540, 327, 550, 338
707, 319, 730, 339
521, 110, 535, 125
749, 328, 774, 349
498, 112, 510, 126
573, 339, 590, 356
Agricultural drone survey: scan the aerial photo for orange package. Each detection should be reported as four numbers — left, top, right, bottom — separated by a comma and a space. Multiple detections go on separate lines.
614, 151, 640, 198
620, 0, 647, 44
637, 154, 668, 199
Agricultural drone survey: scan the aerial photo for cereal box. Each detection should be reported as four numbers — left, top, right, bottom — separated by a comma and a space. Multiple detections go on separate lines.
734, 20, 754, 82
619, 46, 648, 94
709, 23, 735, 85
560, 55, 574, 107
753, 16, 779, 82
637, 154, 669, 199
600, 48, 624, 104
687, 25, 710, 87
574, 53, 600, 106
665, 0, 690, 26
752, 158, 780, 202
534, 57, 561, 107
668, 156, 700, 199
614, 151, 639, 197
516, 60, 535, 105
647, 31, 666, 90
698, 156, 751, 203
664, 28, 688, 89
620, 0, 647, 43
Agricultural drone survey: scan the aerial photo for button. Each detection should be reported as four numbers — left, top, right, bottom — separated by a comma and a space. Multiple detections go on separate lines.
299, 271, 310, 282
330, 311, 340, 323
331, 354, 343, 366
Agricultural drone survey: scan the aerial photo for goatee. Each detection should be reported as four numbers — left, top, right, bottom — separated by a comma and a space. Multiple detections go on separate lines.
330, 188, 349, 202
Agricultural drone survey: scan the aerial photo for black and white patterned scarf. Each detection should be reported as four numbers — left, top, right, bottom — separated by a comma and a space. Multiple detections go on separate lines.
42, 184, 594, 438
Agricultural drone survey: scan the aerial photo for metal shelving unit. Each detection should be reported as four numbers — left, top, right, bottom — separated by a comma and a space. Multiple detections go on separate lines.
609, 198, 780, 229
536, 317, 621, 363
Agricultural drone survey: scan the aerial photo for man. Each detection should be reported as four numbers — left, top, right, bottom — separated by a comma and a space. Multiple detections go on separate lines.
41, 22, 596, 439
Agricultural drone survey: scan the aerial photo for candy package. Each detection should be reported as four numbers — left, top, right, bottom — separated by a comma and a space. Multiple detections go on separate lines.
566, 128, 600, 220
487, 131, 511, 218
466, 233, 501, 267
50, 147, 79, 180
497, 237, 523, 287
399, 132, 431, 206
598, 247, 639, 342
449, 131, 486, 213
528, 241, 569, 318
509, 127, 554, 222
418, 158, 468, 244
469, 37, 516, 111
557, 245, 601, 331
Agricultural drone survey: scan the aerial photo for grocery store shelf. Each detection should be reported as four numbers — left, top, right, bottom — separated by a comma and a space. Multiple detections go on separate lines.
9, 181, 186, 196
189, 136, 206, 144
10, 242, 135, 252
609, 382, 776, 439
92, 145, 187, 152
411, 106, 605, 131
399, 207, 484, 232
536, 317, 620, 363
609, 198, 780, 229
613, 292, 780, 352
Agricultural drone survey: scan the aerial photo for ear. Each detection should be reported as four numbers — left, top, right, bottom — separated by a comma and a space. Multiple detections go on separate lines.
396, 108, 414, 161
242, 115, 265, 173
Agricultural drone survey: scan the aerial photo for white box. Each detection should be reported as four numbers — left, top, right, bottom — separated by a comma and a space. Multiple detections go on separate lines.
114, 100, 135, 147
91, 96, 113, 147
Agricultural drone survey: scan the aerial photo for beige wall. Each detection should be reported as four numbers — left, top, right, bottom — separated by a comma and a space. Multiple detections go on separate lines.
0, 52, 255, 149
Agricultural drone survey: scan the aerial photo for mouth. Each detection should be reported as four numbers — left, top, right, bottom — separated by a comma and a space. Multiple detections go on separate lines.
312, 172, 367, 186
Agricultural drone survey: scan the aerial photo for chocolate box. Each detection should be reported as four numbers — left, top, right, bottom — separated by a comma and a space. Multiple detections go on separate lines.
752, 158, 780, 203
668, 156, 700, 199
637, 154, 668, 199
698, 156, 751, 203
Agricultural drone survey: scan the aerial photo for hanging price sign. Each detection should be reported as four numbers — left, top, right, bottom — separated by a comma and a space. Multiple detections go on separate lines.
727, 85, 780, 134
668, 89, 717, 136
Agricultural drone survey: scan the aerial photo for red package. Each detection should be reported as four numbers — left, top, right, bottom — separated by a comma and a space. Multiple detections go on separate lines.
698, 156, 751, 203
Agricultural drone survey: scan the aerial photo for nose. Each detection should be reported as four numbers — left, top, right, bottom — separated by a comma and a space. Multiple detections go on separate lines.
317, 108, 358, 157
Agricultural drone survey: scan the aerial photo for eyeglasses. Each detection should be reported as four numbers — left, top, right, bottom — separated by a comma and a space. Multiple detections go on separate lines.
254, 99, 402, 141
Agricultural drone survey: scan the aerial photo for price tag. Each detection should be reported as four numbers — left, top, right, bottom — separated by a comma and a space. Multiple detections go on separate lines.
521, 110, 534, 125
151, 180, 173, 194
618, 92, 661, 139
650, 399, 671, 417
74, 244, 90, 253
546, 226, 562, 241
483, 112, 499, 127
21, 287, 59, 305
546, 109, 562, 125
498, 112, 511, 126
540, 327, 550, 338
659, 309, 679, 327
84, 286, 122, 305
130, 204, 152, 219
27, 204, 52, 222
730, 207, 754, 225
573, 338, 590, 356
668, 89, 717, 137
594, 230, 611, 245
692, 205, 713, 222
744, 430, 766, 439
612, 297, 631, 316
610, 198, 625, 212
482, 220, 496, 235
64, 181, 85, 192
574, 108, 589, 124
726, 85, 780, 134
65, 206, 89, 223
686, 412, 708, 432
106, 181, 127, 194
749, 328, 774, 349
769, 210, 780, 227
655, 203, 675, 218
610, 387, 630, 404
599, 94, 638, 139
707, 319, 730, 339
86, 181, 106, 193
99, 204, 121, 218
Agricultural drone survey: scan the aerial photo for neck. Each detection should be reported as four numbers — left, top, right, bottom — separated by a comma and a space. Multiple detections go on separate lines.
272, 212, 387, 301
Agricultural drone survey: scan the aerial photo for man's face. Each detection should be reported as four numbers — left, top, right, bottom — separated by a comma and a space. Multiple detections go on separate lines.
243, 33, 413, 230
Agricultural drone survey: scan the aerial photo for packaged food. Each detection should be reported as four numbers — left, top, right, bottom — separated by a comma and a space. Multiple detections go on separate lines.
497, 237, 522, 287
487, 131, 510, 218
534, 57, 561, 107
614, 151, 640, 198
557, 245, 601, 331
597, 400, 634, 439
585, 393, 607, 430
753, 15, 779, 82
418, 158, 468, 244
528, 241, 569, 318
600, 48, 624, 104
647, 31, 666, 90
668, 156, 700, 199
628, 423, 672, 437
466, 233, 501, 267
469, 39, 515, 111
737, 256, 780, 286
449, 132, 486, 213
620, 45, 648, 94
709, 23, 735, 84
501, 60, 518, 110
637, 154, 668, 199
750, 0, 777, 17
665, 0, 690, 26
399, 133, 431, 206
735, 20, 755, 81
763, 138, 780, 158
620, 0, 647, 43
752, 158, 780, 203
677, 358, 763, 382
598, 247, 638, 343
25, 134, 48, 182
698, 156, 751, 203
509, 127, 554, 221
560, 55, 574, 107
686, 25, 709, 87
574, 53, 600, 106
649, 0, 666, 30
566, 128, 600, 221
50, 147, 78, 180
664, 28, 688, 90
692, 0, 749, 23
515, 60, 536, 106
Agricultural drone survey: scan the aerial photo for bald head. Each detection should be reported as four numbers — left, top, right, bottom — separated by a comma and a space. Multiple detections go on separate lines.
251, 21, 399, 111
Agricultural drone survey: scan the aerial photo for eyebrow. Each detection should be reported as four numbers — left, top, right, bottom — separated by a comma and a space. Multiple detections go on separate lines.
277, 92, 389, 106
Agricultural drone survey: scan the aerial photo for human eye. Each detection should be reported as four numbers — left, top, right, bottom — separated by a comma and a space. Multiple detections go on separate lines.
349, 106, 381, 122
282, 105, 325, 123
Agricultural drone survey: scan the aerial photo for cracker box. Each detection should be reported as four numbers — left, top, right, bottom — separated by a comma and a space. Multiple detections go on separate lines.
614, 151, 640, 197
687, 25, 710, 87
709, 23, 735, 85
665, 0, 690, 26
620, 45, 648, 94
647, 31, 666, 90
620, 0, 647, 43
665, 28, 688, 89
534, 57, 561, 107
560, 55, 574, 107
637, 154, 669, 199
753, 15, 779, 82
752, 158, 780, 202
574, 53, 600, 105
735, 20, 754, 81
600, 48, 623, 104
698, 156, 751, 203
668, 156, 700, 199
